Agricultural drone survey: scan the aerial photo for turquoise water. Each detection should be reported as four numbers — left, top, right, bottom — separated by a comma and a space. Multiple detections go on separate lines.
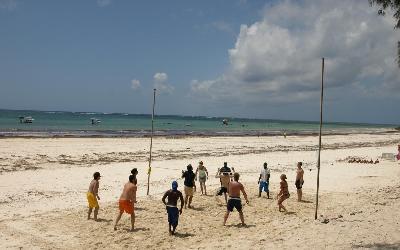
0, 109, 395, 137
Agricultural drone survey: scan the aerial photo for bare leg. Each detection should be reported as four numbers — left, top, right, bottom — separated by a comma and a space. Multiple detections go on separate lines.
204, 183, 207, 195
184, 195, 188, 208
94, 207, 99, 221
297, 189, 301, 202
168, 223, 172, 235
224, 193, 228, 204
239, 211, 245, 225
299, 189, 302, 201
267, 191, 270, 199
130, 212, 135, 231
88, 207, 93, 220
200, 182, 204, 195
188, 196, 193, 208
172, 224, 177, 235
223, 211, 230, 226
114, 211, 123, 230
258, 188, 262, 197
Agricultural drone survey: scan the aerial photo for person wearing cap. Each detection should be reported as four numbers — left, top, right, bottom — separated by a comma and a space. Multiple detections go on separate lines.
87, 171, 101, 221
277, 174, 290, 212
162, 181, 184, 235
182, 164, 196, 208
215, 162, 234, 204
223, 172, 249, 226
195, 161, 209, 195
114, 174, 137, 231
258, 162, 270, 198
295, 162, 305, 202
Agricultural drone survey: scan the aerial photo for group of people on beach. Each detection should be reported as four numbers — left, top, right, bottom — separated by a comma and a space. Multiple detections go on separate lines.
86, 161, 305, 235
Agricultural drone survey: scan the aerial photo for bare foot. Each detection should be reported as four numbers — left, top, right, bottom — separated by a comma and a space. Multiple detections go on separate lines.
114, 227, 117, 231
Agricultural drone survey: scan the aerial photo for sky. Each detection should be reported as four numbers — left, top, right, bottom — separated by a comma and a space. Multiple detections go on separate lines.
0, 0, 399, 124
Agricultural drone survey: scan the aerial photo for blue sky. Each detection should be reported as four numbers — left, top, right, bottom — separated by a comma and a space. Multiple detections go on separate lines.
1, 0, 399, 124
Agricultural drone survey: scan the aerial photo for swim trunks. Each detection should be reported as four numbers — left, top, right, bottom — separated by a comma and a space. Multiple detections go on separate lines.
119, 200, 133, 214
87, 192, 99, 208
184, 186, 194, 196
295, 180, 304, 189
227, 197, 242, 212
259, 181, 269, 192
216, 187, 228, 196
166, 206, 179, 227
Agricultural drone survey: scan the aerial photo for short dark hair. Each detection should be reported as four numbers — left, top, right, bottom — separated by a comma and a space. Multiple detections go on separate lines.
233, 172, 240, 181
131, 168, 138, 175
224, 162, 227, 167
129, 174, 135, 183
187, 164, 193, 171
93, 172, 101, 180
298, 162, 303, 167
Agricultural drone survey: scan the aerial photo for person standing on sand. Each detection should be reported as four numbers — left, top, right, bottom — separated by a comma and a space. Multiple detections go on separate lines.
258, 162, 270, 199
215, 162, 234, 204
87, 172, 101, 221
397, 145, 400, 160
223, 172, 249, 226
195, 161, 209, 195
162, 181, 184, 235
182, 164, 196, 208
277, 174, 290, 212
114, 174, 137, 231
295, 162, 304, 202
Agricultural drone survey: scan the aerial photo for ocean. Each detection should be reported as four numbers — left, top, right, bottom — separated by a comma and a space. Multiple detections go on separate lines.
0, 109, 396, 137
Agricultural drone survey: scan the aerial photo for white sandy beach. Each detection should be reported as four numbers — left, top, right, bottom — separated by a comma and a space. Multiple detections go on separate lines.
0, 133, 399, 249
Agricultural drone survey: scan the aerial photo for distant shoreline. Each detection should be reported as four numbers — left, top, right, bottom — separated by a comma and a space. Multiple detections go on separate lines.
0, 128, 397, 138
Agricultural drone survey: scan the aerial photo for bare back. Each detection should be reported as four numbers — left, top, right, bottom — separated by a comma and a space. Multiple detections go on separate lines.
88, 179, 99, 194
228, 181, 244, 198
119, 182, 137, 202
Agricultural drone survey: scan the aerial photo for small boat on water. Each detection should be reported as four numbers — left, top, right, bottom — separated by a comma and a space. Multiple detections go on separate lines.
90, 118, 101, 125
19, 116, 34, 123
222, 119, 229, 126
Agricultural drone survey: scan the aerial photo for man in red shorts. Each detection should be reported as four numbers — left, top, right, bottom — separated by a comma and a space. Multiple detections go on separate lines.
114, 174, 137, 231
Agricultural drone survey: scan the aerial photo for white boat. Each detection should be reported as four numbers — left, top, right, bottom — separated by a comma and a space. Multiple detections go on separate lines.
90, 118, 101, 125
19, 116, 34, 123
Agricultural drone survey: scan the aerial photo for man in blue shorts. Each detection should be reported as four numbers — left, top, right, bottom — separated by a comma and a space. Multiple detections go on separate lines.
162, 181, 184, 235
258, 162, 270, 199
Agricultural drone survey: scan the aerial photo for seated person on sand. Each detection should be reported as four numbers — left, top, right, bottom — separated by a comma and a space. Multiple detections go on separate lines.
223, 172, 249, 226
114, 174, 137, 231
215, 162, 234, 204
258, 162, 270, 199
277, 174, 290, 212
182, 164, 196, 209
162, 181, 184, 235
87, 171, 101, 221
195, 161, 209, 195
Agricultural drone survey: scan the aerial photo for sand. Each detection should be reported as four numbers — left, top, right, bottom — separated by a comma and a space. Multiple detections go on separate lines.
0, 133, 399, 249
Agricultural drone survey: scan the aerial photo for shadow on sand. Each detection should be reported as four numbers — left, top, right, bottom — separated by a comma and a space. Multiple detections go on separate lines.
189, 206, 205, 211
284, 211, 296, 215
173, 232, 194, 238
226, 223, 256, 228
352, 242, 400, 249
95, 218, 113, 223
299, 200, 313, 204
122, 227, 149, 232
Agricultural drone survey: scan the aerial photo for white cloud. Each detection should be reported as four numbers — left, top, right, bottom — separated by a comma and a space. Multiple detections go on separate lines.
191, 0, 400, 105
153, 72, 174, 94
0, 0, 17, 10
131, 79, 141, 90
97, 0, 112, 7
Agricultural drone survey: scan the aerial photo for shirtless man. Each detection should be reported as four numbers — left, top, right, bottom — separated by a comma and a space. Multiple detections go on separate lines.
162, 181, 184, 235
114, 174, 137, 231
295, 162, 304, 202
223, 172, 249, 226
215, 162, 233, 204
195, 161, 209, 195
87, 172, 101, 221
277, 174, 290, 212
